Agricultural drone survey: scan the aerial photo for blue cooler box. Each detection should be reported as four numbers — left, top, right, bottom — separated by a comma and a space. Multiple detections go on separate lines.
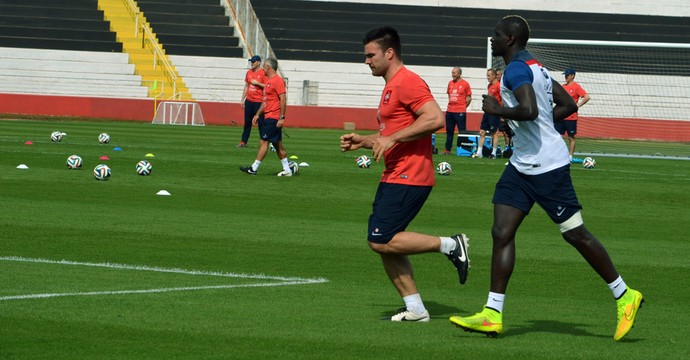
456, 132, 492, 157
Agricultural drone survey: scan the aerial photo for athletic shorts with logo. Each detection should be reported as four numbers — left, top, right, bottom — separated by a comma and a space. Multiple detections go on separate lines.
258, 118, 283, 143
493, 163, 582, 223
481, 112, 501, 133
554, 119, 577, 137
368, 183, 432, 243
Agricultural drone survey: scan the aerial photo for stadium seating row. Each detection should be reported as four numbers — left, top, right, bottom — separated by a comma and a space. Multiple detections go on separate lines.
0, 0, 121, 52
0, 47, 147, 98
252, 0, 690, 68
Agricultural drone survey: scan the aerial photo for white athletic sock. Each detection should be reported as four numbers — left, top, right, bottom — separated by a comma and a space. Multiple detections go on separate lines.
403, 293, 426, 314
280, 157, 290, 172
608, 276, 627, 299
439, 237, 456, 255
251, 160, 261, 171
491, 148, 497, 155
486, 292, 505, 313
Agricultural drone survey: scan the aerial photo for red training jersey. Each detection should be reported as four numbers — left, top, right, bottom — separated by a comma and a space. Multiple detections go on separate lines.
378, 66, 436, 186
262, 75, 286, 120
487, 80, 502, 105
244, 68, 266, 102
446, 78, 472, 112
562, 81, 587, 120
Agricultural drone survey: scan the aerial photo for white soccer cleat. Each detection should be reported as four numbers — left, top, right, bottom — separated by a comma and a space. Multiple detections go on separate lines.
277, 170, 293, 177
390, 308, 430, 322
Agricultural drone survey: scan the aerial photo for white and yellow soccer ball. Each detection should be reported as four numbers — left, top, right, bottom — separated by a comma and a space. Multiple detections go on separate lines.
356, 155, 372, 168
66, 155, 82, 169
50, 131, 63, 142
135, 160, 152, 176
288, 160, 299, 175
583, 157, 596, 169
93, 164, 111, 181
436, 161, 452, 175
98, 133, 110, 144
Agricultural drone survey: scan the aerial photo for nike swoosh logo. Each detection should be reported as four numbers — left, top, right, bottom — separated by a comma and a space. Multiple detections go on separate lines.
371, 232, 382, 236
482, 320, 498, 326
556, 208, 566, 216
457, 242, 466, 262
624, 305, 635, 320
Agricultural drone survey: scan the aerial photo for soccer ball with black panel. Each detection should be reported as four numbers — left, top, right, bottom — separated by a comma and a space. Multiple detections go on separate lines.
288, 161, 299, 175
98, 133, 110, 144
93, 164, 111, 181
583, 157, 596, 169
436, 161, 452, 175
356, 155, 372, 168
136, 160, 152, 176
50, 131, 63, 142
66, 155, 82, 169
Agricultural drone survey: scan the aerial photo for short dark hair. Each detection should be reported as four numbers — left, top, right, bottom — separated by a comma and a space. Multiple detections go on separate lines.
363, 26, 402, 59
501, 15, 531, 47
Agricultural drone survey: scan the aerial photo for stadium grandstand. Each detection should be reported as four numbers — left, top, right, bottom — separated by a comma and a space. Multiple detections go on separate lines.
0, 0, 689, 150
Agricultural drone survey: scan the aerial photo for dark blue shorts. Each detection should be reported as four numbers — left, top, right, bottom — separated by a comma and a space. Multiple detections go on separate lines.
554, 120, 577, 137
258, 118, 282, 143
493, 163, 582, 223
368, 183, 432, 243
481, 113, 501, 133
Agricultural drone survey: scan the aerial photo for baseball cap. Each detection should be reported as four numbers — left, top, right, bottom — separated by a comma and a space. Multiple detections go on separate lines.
249, 55, 262, 62
563, 68, 576, 76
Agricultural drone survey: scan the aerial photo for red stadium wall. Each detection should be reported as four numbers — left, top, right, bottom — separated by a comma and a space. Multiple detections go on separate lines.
1, 93, 689, 142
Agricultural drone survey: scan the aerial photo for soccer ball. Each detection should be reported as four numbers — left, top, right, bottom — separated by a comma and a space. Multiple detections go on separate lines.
356, 155, 372, 168
98, 133, 110, 144
583, 157, 596, 169
288, 160, 299, 175
93, 164, 111, 181
50, 131, 63, 142
436, 161, 452, 175
66, 155, 82, 169
135, 160, 152, 176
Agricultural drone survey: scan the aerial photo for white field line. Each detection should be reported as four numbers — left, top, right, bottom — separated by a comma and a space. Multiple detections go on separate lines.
0, 256, 328, 302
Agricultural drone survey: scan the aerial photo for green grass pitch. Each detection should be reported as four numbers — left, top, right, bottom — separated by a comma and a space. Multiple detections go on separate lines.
1, 119, 688, 359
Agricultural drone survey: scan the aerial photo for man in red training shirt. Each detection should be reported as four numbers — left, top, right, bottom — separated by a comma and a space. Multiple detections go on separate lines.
340, 26, 470, 323
443, 67, 472, 155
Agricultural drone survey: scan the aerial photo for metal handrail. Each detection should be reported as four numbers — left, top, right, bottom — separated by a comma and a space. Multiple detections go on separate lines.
121, 0, 179, 99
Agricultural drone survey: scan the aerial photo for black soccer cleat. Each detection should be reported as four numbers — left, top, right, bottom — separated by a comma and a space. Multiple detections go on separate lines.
240, 166, 257, 175
447, 234, 470, 285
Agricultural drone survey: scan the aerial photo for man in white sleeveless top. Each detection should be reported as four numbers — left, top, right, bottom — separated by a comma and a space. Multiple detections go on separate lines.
449, 15, 643, 342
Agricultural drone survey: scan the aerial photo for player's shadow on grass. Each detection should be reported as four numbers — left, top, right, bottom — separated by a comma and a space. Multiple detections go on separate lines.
377, 301, 463, 319
508, 319, 642, 341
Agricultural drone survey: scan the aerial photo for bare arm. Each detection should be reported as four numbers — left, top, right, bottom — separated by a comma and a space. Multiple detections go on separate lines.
578, 93, 591, 108
465, 95, 472, 107
241, 83, 249, 107
372, 100, 444, 161
250, 79, 265, 89
340, 132, 379, 151
277, 93, 287, 128
482, 83, 538, 121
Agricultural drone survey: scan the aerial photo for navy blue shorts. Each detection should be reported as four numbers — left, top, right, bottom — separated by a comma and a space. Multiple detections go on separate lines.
481, 113, 501, 133
493, 163, 582, 223
368, 183, 432, 243
554, 120, 577, 137
258, 118, 282, 143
